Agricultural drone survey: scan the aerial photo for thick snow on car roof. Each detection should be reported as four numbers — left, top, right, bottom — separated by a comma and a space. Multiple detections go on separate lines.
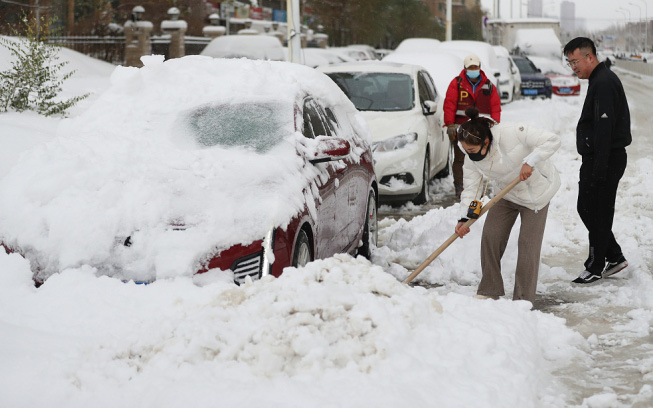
0, 55, 366, 282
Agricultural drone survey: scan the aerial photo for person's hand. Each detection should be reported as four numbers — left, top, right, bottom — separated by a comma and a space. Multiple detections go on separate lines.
520, 163, 533, 181
455, 221, 470, 238
446, 125, 457, 142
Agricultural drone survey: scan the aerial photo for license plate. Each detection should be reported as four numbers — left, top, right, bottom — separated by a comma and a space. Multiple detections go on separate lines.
558, 88, 572, 94
523, 89, 538, 95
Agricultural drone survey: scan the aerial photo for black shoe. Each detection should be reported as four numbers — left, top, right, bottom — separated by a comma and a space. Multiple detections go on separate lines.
571, 270, 602, 285
603, 258, 628, 277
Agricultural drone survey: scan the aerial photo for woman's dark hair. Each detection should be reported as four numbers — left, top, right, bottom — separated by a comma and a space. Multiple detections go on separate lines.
457, 107, 494, 146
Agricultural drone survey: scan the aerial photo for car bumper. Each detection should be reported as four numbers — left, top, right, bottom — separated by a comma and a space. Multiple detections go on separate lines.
552, 86, 580, 96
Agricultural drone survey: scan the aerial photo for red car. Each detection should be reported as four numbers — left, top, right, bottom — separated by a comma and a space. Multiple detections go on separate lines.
0, 57, 378, 285
547, 73, 581, 96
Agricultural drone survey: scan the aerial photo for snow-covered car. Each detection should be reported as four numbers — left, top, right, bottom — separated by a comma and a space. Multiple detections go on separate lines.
511, 55, 553, 99
318, 61, 450, 204
200, 34, 285, 61
0, 56, 378, 285
528, 55, 580, 96
296, 47, 354, 68
492, 45, 522, 103
393, 38, 442, 54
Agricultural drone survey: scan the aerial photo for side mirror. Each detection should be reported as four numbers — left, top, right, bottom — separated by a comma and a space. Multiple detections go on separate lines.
422, 100, 437, 116
309, 136, 351, 164
536, 68, 541, 73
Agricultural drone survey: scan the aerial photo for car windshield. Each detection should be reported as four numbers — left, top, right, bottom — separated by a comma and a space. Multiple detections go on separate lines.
326, 72, 414, 111
514, 58, 538, 74
184, 102, 292, 153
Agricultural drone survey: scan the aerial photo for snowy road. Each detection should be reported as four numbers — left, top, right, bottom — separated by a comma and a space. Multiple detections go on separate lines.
376, 68, 653, 407
1, 46, 652, 408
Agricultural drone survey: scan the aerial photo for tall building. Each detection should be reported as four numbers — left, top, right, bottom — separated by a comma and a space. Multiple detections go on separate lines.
528, 0, 543, 18
560, 1, 575, 35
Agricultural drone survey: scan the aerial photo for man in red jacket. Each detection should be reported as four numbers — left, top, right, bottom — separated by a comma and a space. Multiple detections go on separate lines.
443, 54, 502, 197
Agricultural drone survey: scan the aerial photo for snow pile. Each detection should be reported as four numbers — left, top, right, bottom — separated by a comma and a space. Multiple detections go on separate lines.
0, 253, 583, 408
514, 28, 562, 60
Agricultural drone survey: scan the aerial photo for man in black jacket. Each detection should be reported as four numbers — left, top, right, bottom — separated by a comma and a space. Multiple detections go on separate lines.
564, 37, 632, 285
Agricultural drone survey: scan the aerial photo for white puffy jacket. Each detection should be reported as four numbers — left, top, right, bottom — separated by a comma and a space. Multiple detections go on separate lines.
459, 122, 561, 217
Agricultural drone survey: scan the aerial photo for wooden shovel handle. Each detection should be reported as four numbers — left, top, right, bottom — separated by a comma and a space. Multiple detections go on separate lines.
403, 176, 522, 284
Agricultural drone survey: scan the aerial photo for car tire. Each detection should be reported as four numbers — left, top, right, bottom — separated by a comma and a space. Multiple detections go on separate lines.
413, 152, 430, 205
434, 142, 452, 179
357, 190, 378, 259
292, 229, 312, 268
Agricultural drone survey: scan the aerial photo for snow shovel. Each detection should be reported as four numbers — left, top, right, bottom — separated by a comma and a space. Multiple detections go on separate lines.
403, 175, 522, 284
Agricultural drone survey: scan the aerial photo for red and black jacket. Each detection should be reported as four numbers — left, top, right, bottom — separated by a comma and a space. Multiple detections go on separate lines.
443, 69, 502, 126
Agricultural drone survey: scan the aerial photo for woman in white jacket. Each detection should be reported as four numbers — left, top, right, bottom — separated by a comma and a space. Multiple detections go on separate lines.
454, 107, 561, 303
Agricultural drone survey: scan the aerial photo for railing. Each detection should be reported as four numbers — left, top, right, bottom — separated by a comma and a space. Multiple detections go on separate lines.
50, 35, 213, 65
614, 58, 653, 76
50, 36, 126, 65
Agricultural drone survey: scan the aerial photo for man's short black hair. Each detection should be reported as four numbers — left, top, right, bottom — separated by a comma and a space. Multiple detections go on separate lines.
563, 37, 597, 57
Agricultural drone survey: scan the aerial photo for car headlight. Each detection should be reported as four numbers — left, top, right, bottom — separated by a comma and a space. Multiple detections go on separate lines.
372, 132, 418, 152
545, 78, 552, 87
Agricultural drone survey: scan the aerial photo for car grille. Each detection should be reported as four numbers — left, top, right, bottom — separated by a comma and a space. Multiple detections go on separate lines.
232, 251, 263, 284
521, 81, 545, 89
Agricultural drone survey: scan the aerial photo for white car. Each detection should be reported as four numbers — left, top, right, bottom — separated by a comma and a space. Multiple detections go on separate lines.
318, 62, 450, 204
200, 35, 285, 61
393, 38, 442, 54
492, 45, 522, 103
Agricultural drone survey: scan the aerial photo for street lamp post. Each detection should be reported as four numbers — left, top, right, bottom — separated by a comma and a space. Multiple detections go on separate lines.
635, 0, 648, 52
618, 7, 632, 53
629, 2, 642, 52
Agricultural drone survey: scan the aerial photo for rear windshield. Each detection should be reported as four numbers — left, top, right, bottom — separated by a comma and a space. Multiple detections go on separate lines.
326, 72, 414, 112
184, 102, 293, 153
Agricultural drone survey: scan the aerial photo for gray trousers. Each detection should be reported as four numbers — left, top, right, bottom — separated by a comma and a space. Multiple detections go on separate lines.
477, 199, 550, 303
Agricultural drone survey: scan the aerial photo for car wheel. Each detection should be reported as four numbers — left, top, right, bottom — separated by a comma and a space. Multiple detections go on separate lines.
413, 152, 430, 205
434, 142, 452, 179
357, 190, 378, 259
292, 229, 312, 268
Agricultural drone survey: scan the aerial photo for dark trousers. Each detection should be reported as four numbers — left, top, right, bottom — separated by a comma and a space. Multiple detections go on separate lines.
577, 149, 627, 274
453, 142, 465, 193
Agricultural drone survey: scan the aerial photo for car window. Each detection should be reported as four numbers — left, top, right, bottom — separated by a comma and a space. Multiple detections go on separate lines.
302, 99, 330, 139
422, 71, 438, 101
184, 102, 292, 152
417, 71, 437, 104
324, 107, 340, 135
326, 72, 414, 112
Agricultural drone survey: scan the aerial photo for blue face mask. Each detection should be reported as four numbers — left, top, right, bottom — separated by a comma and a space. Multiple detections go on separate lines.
467, 69, 481, 79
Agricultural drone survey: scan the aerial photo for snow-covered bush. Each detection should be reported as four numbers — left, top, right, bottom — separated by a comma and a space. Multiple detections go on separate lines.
0, 15, 88, 117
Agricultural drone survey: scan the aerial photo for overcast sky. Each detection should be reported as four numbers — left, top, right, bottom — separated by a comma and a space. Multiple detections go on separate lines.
479, 0, 651, 31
